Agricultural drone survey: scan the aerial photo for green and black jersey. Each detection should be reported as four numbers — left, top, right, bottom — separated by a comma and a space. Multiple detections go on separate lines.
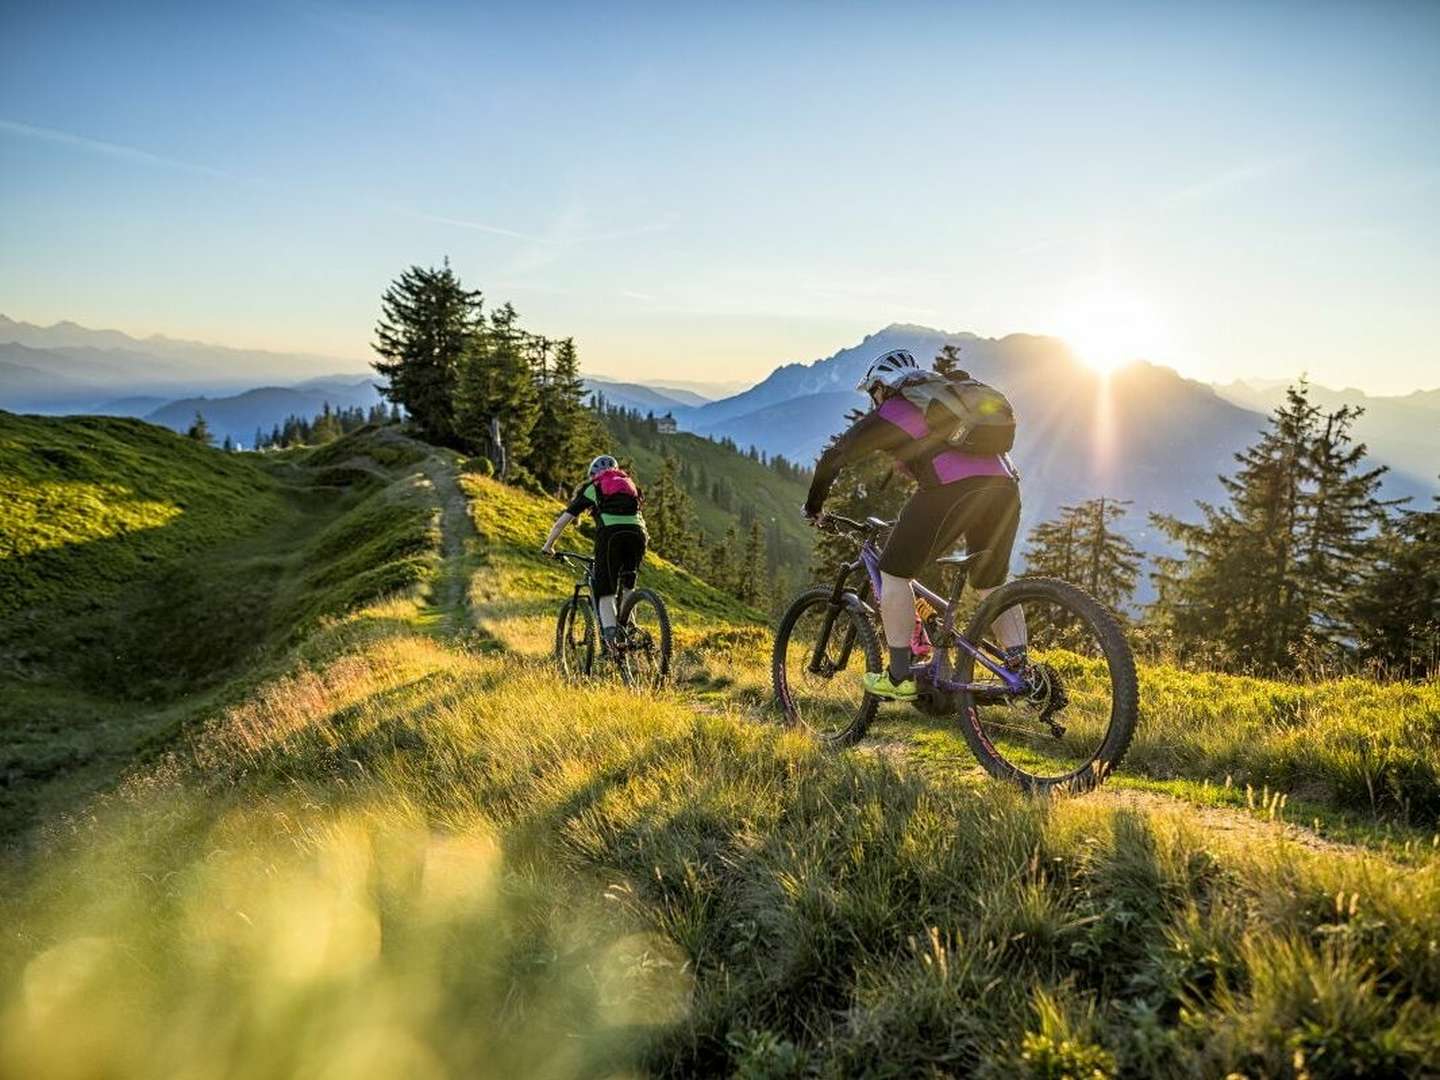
565, 471, 646, 532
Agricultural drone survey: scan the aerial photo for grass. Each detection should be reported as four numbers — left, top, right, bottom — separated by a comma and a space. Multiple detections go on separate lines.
3, 426, 1439, 1077
0, 412, 286, 617
0, 420, 442, 845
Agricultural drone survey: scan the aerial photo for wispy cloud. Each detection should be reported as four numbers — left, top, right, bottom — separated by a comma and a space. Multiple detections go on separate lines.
3, 117, 556, 247
0, 118, 234, 180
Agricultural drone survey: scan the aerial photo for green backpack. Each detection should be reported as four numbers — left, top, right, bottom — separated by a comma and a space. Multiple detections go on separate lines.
897, 372, 1017, 454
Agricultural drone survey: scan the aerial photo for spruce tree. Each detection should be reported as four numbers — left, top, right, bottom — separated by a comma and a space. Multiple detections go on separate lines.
186, 412, 212, 445
1349, 486, 1440, 677
528, 336, 601, 492
647, 455, 697, 566
708, 529, 738, 594
1150, 387, 1316, 670
454, 302, 540, 470
311, 402, 343, 444
1302, 403, 1397, 646
1149, 383, 1391, 671
1024, 516, 1078, 583
372, 260, 481, 446
741, 519, 767, 605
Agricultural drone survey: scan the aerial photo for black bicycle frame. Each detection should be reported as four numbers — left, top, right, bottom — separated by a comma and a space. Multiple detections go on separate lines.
815, 526, 1026, 697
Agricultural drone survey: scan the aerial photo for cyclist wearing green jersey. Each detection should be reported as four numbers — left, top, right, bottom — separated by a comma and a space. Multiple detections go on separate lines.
541, 455, 648, 649
804, 349, 1028, 701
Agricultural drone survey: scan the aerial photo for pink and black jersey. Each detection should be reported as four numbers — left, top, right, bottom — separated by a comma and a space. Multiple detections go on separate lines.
804, 395, 1016, 516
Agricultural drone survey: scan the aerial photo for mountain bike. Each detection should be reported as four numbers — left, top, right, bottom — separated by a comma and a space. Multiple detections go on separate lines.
772, 514, 1138, 794
552, 551, 672, 687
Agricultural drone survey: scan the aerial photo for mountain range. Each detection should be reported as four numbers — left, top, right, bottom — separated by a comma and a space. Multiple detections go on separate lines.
4, 316, 1434, 535
0, 314, 362, 411
668, 324, 1437, 557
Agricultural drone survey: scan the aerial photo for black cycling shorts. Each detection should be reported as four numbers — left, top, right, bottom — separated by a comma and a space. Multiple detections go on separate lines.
877, 477, 1020, 586
592, 525, 647, 597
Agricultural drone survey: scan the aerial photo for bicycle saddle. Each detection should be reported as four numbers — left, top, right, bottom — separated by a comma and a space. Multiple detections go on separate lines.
934, 549, 988, 571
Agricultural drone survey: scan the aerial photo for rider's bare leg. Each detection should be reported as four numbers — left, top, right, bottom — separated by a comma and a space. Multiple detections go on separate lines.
598, 594, 618, 627
975, 585, 1027, 656
879, 571, 918, 682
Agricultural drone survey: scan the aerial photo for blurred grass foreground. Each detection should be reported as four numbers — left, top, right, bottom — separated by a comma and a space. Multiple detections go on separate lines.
2, 421, 1439, 1078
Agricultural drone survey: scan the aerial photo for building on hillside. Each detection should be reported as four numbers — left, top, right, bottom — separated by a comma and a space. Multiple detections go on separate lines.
656, 412, 678, 434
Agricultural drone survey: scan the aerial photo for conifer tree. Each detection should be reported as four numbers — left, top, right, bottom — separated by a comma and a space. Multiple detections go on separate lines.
1026, 498, 1141, 613
708, 529, 738, 594
372, 260, 481, 446
1149, 383, 1392, 671
186, 412, 212, 445
1302, 403, 1397, 646
1349, 486, 1440, 677
647, 455, 697, 565
311, 402, 343, 444
741, 520, 767, 605
528, 336, 600, 491
454, 302, 540, 469
253, 427, 264, 452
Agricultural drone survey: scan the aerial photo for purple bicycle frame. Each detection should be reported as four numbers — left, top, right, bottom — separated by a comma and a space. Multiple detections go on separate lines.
856, 538, 1027, 696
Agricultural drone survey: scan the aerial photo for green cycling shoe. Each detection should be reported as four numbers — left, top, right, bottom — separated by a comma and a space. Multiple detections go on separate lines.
862, 670, 918, 701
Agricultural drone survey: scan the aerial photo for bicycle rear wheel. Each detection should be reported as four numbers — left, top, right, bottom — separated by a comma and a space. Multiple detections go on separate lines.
772, 587, 882, 747
954, 577, 1138, 794
617, 588, 672, 688
555, 597, 595, 679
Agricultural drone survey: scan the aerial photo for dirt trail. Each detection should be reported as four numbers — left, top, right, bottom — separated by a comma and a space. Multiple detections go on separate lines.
421, 455, 478, 635
1101, 786, 1377, 858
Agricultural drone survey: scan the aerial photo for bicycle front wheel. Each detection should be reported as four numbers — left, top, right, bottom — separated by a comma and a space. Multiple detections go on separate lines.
772, 587, 882, 747
954, 577, 1138, 794
617, 588, 672, 688
555, 597, 595, 679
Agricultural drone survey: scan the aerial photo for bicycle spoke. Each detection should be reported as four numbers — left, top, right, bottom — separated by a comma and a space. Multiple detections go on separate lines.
776, 593, 878, 743
962, 586, 1128, 787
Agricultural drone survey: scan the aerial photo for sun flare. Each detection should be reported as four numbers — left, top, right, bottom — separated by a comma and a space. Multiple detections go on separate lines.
1055, 286, 1171, 375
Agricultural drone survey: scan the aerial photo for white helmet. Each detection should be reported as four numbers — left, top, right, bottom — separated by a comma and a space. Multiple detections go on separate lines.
856, 348, 920, 396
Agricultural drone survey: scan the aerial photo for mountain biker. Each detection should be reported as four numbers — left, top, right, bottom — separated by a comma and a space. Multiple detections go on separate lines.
541, 454, 648, 650
803, 349, 1027, 701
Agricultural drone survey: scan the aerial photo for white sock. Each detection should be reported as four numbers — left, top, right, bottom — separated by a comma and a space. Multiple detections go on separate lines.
598, 594, 617, 629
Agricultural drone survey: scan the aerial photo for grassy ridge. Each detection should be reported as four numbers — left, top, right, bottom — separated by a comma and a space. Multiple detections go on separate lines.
3, 437, 1440, 1077
0, 413, 285, 618
604, 424, 814, 560
0, 421, 443, 844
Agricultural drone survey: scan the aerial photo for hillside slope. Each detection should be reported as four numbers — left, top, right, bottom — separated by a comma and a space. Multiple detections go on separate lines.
0, 412, 287, 617
2, 441, 1438, 1077
0, 418, 444, 843
602, 417, 814, 579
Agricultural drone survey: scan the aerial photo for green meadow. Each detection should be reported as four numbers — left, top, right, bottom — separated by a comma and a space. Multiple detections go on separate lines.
3, 416, 1438, 1078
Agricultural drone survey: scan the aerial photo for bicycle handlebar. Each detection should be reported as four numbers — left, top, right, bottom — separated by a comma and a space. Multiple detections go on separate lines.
811, 512, 892, 536
553, 550, 595, 565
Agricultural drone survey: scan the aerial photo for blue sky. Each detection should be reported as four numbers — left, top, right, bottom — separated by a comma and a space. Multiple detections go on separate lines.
2, 1, 1437, 391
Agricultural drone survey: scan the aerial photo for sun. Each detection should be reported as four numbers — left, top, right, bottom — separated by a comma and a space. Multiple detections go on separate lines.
1055, 285, 1170, 375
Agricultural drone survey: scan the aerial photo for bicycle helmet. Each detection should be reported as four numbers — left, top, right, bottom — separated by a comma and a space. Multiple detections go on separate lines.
588, 454, 618, 477
856, 348, 920, 395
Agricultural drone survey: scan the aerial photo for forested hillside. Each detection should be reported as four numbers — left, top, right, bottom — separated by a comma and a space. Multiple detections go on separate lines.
4, 418, 1439, 1078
